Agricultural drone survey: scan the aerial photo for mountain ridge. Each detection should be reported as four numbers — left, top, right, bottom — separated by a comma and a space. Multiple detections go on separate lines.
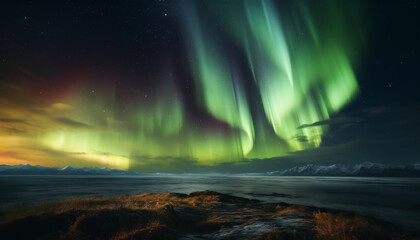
267, 162, 420, 177
0, 164, 142, 175
0, 162, 419, 177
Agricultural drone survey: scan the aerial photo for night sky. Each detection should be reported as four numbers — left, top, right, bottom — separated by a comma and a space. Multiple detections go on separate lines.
0, 0, 419, 172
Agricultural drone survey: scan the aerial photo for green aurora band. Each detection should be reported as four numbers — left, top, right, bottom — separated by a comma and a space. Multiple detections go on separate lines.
0, 0, 365, 170
182, 0, 364, 162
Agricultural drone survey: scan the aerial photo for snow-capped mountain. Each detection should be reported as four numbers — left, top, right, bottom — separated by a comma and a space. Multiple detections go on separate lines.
1, 162, 419, 177
266, 162, 420, 177
0, 164, 141, 175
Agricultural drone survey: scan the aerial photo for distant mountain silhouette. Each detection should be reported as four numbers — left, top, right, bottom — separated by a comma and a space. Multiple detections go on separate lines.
1, 162, 419, 177
266, 162, 420, 177
0, 164, 142, 175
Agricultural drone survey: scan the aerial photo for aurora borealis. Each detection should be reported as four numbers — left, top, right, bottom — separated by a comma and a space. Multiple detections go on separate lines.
1, 0, 419, 172
183, 0, 363, 159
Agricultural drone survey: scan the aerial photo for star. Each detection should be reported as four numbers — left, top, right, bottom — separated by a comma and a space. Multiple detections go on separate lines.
164, 13, 168, 17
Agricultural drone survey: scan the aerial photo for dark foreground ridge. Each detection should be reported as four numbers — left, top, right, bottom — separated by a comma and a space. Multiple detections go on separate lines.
0, 191, 416, 240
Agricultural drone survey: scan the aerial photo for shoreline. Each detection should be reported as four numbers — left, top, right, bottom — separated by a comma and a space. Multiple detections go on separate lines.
0, 191, 417, 240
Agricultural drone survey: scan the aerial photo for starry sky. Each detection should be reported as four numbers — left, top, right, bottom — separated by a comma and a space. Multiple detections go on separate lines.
0, 0, 419, 172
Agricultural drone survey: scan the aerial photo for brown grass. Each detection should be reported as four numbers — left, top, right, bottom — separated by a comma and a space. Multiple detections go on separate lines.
254, 230, 313, 240
313, 211, 409, 240
0, 191, 241, 239
0, 191, 415, 240
0, 191, 227, 225
275, 204, 309, 216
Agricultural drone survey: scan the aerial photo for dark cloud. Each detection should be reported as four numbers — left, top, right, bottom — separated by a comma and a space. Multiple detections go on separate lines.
297, 117, 362, 129
0, 118, 26, 124
53, 117, 92, 129
4, 127, 26, 134
292, 134, 308, 143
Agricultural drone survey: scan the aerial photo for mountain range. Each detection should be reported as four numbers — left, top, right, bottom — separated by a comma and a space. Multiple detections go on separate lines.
266, 162, 420, 177
0, 162, 419, 177
0, 164, 142, 175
